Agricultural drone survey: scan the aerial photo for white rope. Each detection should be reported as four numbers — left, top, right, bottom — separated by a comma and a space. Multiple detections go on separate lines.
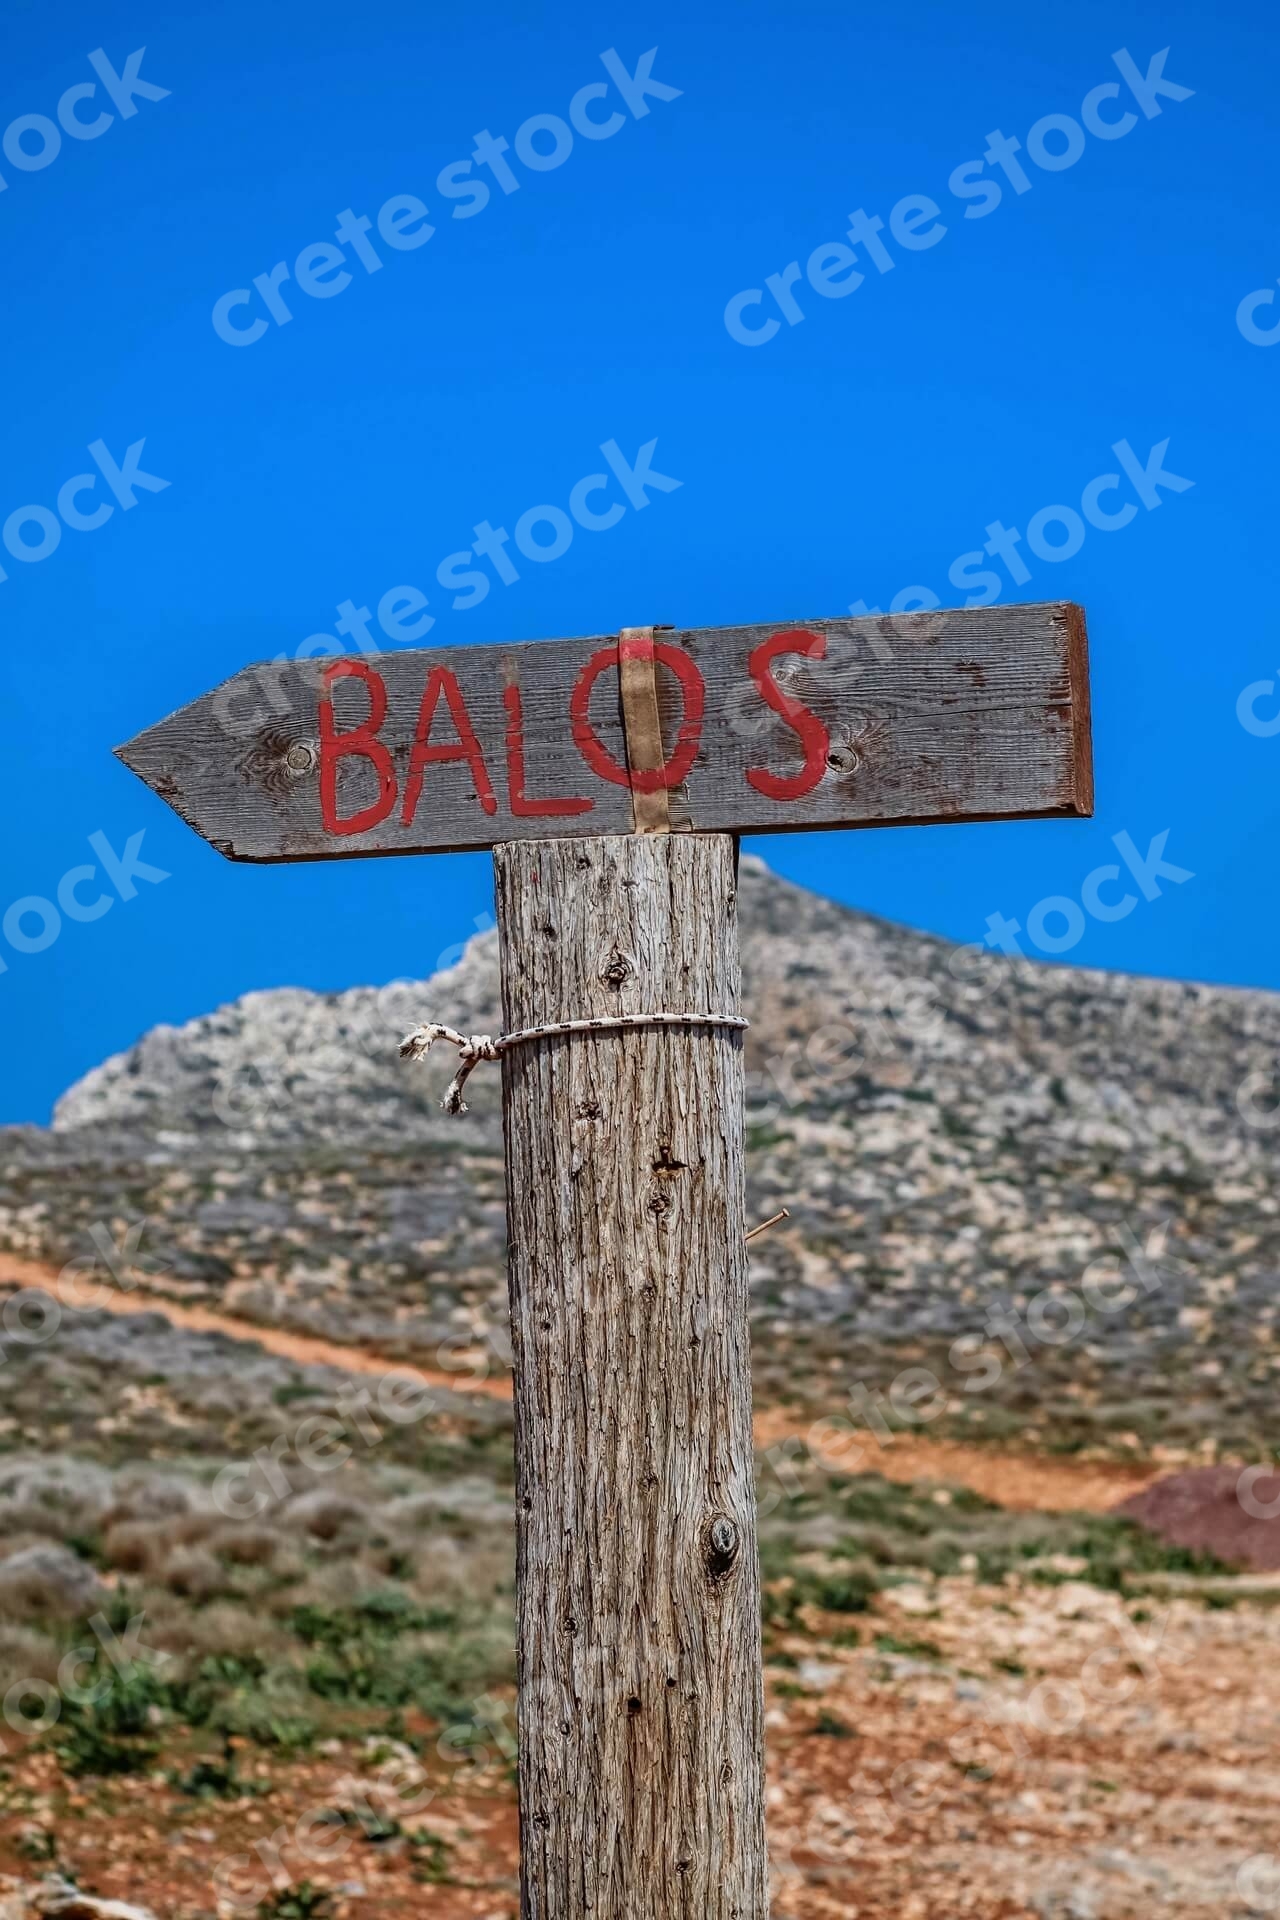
399, 1011, 749, 1115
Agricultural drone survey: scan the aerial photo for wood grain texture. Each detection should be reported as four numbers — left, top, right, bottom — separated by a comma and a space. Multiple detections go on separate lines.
618, 626, 672, 835
115, 602, 1093, 861
493, 833, 768, 1920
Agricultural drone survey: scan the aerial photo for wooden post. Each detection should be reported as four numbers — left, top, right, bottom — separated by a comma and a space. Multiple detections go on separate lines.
492, 831, 769, 1920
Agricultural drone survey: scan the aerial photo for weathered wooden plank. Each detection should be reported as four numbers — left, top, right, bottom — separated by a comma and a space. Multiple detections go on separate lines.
115, 601, 1092, 860
494, 832, 767, 1918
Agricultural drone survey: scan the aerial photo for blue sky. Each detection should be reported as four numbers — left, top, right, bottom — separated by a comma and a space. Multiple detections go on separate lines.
1, 0, 1277, 1123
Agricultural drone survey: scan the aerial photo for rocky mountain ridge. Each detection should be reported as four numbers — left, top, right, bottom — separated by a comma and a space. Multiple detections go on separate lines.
5, 856, 1279, 1457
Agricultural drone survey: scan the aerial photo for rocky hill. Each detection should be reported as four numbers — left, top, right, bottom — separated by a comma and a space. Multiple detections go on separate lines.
4, 855, 1279, 1457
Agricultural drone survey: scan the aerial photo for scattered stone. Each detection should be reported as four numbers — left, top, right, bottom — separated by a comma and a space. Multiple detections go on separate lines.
32, 1880, 156, 1920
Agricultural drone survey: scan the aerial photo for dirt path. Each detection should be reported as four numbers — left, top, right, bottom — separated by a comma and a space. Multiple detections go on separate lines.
0, 1252, 516, 1403
753, 1406, 1161, 1513
0, 1252, 1162, 1513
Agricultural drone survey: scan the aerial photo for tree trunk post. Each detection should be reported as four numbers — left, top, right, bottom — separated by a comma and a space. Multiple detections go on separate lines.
492, 830, 769, 1920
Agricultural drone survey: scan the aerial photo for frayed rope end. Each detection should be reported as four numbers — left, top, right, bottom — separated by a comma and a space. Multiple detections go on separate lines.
400, 1023, 498, 1115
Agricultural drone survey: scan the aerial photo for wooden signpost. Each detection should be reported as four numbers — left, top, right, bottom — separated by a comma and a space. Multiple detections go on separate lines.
118, 602, 1092, 1919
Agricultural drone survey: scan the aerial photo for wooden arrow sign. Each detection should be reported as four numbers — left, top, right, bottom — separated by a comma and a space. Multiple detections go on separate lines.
116, 601, 1092, 860
111, 591, 1095, 1916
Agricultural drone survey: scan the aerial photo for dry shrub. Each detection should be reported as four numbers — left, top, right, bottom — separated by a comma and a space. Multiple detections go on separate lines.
102, 1475, 194, 1527
0, 1623, 60, 1690
101, 1508, 215, 1573
0, 1544, 105, 1620
0, 1489, 110, 1551
211, 1524, 280, 1568
0, 1456, 112, 1532
102, 1520, 163, 1575
265, 1544, 307, 1586
0, 1501, 80, 1544
365, 1538, 417, 1578
163, 1598, 295, 1665
0, 1533, 48, 1567
128, 1588, 222, 1659
166, 1510, 221, 1549
269, 1561, 364, 1616
161, 1548, 227, 1601
285, 1492, 365, 1542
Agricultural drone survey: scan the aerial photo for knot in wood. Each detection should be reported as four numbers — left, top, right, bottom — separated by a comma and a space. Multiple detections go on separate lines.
601, 944, 634, 988
646, 1182, 675, 1221
705, 1513, 740, 1581
236, 728, 316, 794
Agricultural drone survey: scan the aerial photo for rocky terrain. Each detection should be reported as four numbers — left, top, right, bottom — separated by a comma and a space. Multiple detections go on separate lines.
1, 855, 1279, 1919
0, 1284, 1273, 1920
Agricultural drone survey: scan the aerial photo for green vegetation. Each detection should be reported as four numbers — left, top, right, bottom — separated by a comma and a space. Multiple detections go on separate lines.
808, 1710, 855, 1738
293, 1593, 506, 1725
257, 1883, 334, 1920
762, 1565, 874, 1632
408, 1828, 455, 1885
54, 1663, 168, 1778
756, 1465, 1239, 1642
873, 1632, 942, 1660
